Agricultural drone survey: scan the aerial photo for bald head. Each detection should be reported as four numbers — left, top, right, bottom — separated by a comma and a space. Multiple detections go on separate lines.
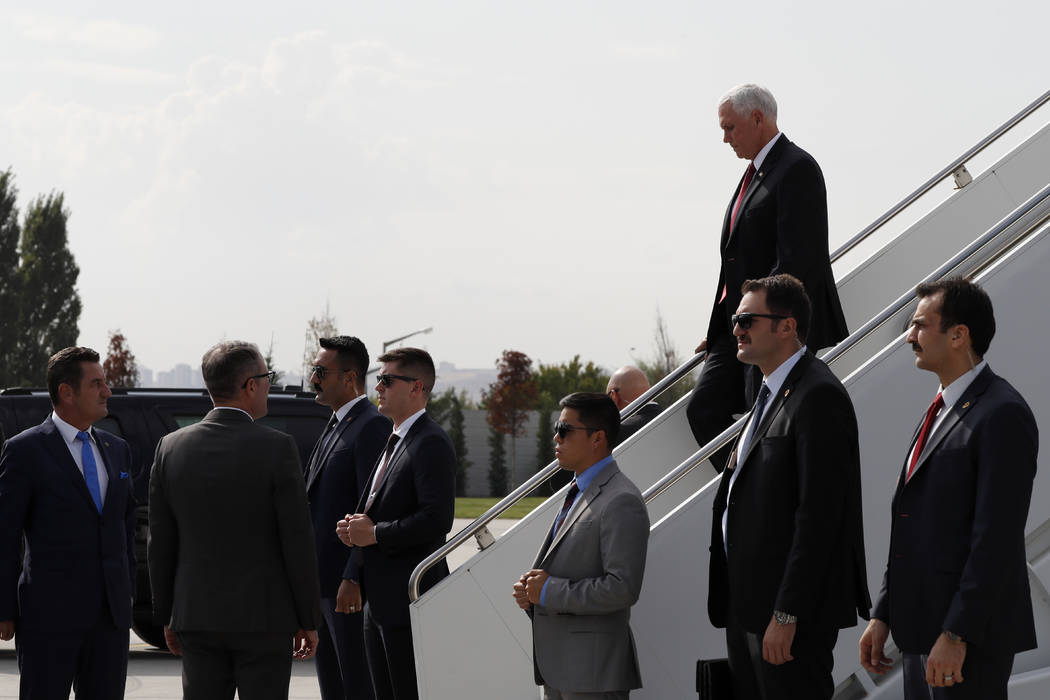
606, 366, 651, 410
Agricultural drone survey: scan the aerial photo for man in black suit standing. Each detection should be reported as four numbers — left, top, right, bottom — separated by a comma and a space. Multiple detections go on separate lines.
305, 336, 389, 700
336, 347, 456, 700
687, 84, 848, 469
859, 279, 1038, 699
708, 275, 869, 700
148, 341, 321, 699
0, 347, 136, 699
606, 365, 661, 443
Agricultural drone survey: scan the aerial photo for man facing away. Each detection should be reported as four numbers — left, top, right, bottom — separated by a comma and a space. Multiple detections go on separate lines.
148, 341, 321, 700
686, 83, 848, 471
305, 336, 390, 700
336, 347, 456, 700
514, 392, 650, 699
708, 275, 869, 700
859, 278, 1038, 699
606, 365, 661, 444
0, 346, 136, 699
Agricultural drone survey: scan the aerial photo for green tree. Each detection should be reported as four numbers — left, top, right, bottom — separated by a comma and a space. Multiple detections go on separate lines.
532, 355, 610, 494
487, 424, 508, 497
6, 191, 81, 386
429, 387, 472, 496
0, 170, 21, 385
486, 350, 538, 483
103, 330, 139, 387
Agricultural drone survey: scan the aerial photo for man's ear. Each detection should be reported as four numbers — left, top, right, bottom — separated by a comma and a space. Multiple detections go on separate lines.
951, 325, 971, 348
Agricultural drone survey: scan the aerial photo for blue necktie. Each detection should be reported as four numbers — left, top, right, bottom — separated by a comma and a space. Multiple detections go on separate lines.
76, 431, 103, 513
739, 382, 772, 458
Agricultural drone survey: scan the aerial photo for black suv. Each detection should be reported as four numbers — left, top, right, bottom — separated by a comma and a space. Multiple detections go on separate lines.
0, 386, 330, 648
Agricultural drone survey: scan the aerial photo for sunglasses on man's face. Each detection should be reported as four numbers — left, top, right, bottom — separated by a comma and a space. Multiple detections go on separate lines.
311, 365, 350, 381
553, 421, 598, 439
242, 370, 277, 389
731, 312, 788, 330
376, 373, 418, 388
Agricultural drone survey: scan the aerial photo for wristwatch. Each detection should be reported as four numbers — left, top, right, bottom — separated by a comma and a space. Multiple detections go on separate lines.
773, 610, 797, 625
944, 630, 964, 643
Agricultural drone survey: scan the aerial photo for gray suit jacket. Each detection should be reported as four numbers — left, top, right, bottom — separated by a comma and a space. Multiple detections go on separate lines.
530, 461, 650, 693
148, 408, 321, 634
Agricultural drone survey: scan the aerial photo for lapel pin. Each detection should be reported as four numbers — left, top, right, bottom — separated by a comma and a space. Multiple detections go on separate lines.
961, 401, 970, 409
783, 389, 790, 398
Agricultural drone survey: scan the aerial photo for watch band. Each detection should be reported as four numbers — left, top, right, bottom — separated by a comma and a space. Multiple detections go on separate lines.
944, 630, 963, 642
773, 610, 797, 625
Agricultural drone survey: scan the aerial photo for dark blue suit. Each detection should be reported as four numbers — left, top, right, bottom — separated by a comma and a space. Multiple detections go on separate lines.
0, 415, 136, 699
353, 412, 455, 700
306, 398, 390, 700
872, 366, 1038, 699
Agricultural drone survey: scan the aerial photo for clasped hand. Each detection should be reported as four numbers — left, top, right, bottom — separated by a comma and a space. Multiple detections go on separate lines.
336, 513, 377, 547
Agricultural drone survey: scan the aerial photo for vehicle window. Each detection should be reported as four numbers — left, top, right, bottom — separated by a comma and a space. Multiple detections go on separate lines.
174, 415, 206, 428
93, 416, 123, 437
258, 415, 328, 438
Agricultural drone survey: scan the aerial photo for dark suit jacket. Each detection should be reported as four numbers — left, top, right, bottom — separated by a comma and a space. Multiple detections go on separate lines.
708, 352, 870, 633
148, 408, 321, 634
354, 412, 456, 627
305, 399, 390, 598
618, 402, 662, 444
0, 416, 136, 632
706, 135, 848, 351
872, 366, 1038, 655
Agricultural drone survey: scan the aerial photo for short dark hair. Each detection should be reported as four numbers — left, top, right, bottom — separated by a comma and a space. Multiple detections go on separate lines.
559, 392, 621, 449
47, 346, 100, 404
915, 278, 995, 356
319, 336, 369, 389
201, 341, 262, 401
377, 347, 436, 394
741, 274, 812, 343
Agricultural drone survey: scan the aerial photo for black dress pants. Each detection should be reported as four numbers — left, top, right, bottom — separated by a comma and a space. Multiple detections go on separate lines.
177, 630, 292, 700
902, 647, 1014, 700
362, 602, 418, 700
317, 596, 375, 700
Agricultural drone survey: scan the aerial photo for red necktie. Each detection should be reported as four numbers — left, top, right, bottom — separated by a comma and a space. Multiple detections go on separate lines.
906, 392, 944, 481
720, 163, 757, 303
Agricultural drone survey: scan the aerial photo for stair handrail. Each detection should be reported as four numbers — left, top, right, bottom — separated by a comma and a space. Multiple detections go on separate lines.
407, 351, 706, 600
643, 181, 1050, 505
830, 89, 1050, 263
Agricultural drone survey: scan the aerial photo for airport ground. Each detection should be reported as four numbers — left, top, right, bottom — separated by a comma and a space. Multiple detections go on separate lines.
0, 519, 518, 699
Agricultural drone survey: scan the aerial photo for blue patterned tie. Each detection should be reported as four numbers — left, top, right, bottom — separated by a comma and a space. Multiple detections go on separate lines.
76, 431, 103, 513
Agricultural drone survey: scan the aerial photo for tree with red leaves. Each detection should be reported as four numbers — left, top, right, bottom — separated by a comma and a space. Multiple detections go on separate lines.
103, 330, 139, 388
485, 350, 538, 492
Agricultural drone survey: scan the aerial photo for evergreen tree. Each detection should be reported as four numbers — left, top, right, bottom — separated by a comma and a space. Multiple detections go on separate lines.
0, 170, 21, 386
447, 391, 471, 497
487, 425, 507, 497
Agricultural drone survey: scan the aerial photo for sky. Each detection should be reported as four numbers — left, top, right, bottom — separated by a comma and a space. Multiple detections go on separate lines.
2, 1, 1048, 381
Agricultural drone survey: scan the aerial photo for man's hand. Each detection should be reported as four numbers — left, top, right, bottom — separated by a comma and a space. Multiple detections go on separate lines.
523, 569, 549, 605
293, 629, 319, 660
762, 615, 796, 665
0, 620, 14, 641
926, 632, 966, 688
695, 338, 708, 354
163, 625, 182, 656
335, 579, 362, 614
337, 514, 378, 547
859, 619, 894, 674
512, 574, 531, 610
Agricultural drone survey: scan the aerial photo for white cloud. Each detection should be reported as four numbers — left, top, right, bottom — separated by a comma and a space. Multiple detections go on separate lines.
11, 12, 161, 53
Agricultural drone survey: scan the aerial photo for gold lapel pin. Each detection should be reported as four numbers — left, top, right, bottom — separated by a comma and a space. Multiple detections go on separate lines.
783, 389, 790, 398
961, 401, 970, 409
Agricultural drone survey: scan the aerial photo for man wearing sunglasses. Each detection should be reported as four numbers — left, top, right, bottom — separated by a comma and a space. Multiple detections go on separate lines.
708, 275, 869, 700
336, 347, 455, 700
686, 84, 848, 473
149, 341, 322, 699
513, 392, 650, 699
305, 336, 391, 700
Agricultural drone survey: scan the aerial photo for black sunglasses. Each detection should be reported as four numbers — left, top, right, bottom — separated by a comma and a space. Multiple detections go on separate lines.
242, 370, 277, 388
376, 373, 419, 387
311, 365, 351, 380
554, 421, 599, 439
731, 312, 788, 330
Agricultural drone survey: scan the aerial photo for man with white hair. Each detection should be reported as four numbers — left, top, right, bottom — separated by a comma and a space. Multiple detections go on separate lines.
606, 365, 661, 443
686, 83, 848, 470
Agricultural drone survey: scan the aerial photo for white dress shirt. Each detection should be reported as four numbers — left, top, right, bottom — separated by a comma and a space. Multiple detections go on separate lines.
752, 131, 782, 172
52, 411, 109, 504
907, 360, 988, 468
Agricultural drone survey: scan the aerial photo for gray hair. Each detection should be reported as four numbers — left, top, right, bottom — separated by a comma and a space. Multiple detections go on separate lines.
201, 341, 262, 401
719, 84, 778, 120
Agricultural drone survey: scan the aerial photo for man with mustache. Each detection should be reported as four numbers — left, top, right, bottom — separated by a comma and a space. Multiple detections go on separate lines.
859, 278, 1038, 699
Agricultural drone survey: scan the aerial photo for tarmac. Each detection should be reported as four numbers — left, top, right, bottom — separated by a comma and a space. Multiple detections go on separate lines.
0, 518, 518, 698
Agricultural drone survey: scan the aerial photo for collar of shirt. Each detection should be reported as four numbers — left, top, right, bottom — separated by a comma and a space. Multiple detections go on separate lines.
213, 406, 253, 420
52, 410, 93, 446
752, 131, 782, 171
761, 344, 807, 400
333, 394, 368, 424
574, 454, 615, 493
393, 407, 426, 439
939, 360, 988, 411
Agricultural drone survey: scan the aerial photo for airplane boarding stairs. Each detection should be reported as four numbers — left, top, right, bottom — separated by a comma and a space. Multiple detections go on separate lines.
408, 95, 1050, 699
